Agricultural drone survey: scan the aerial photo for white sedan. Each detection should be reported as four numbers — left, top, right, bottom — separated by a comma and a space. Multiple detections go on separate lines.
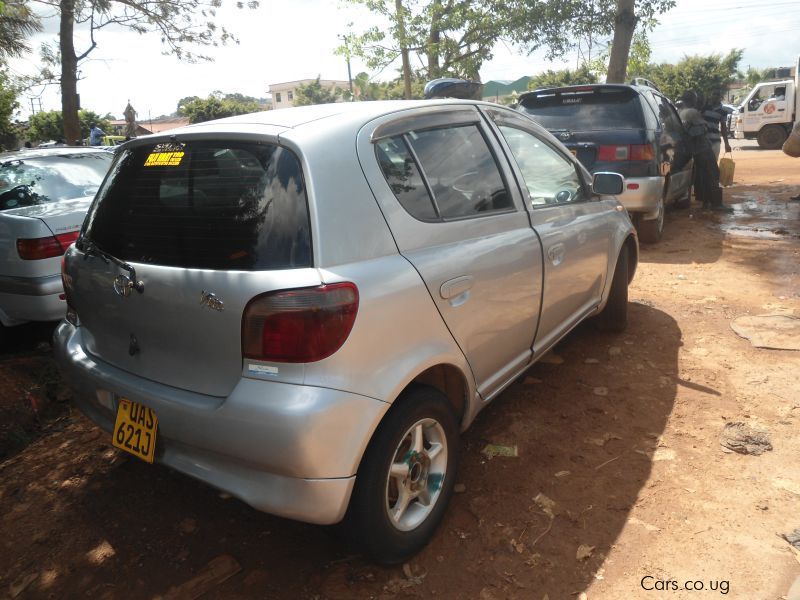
0, 147, 113, 326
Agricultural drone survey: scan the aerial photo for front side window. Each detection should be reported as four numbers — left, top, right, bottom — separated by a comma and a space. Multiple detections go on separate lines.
83, 141, 311, 270
498, 125, 585, 207
375, 123, 512, 221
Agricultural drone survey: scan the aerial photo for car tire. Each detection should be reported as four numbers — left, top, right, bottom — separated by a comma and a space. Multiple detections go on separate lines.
636, 195, 664, 244
342, 385, 459, 564
757, 125, 788, 150
597, 248, 629, 333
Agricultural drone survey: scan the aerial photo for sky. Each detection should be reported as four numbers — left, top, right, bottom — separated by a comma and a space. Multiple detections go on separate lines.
7, 0, 800, 121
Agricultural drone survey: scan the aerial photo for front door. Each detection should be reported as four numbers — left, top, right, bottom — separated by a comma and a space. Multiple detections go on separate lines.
485, 109, 613, 354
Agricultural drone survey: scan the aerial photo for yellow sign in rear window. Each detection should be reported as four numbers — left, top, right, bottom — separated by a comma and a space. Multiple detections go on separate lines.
144, 151, 184, 167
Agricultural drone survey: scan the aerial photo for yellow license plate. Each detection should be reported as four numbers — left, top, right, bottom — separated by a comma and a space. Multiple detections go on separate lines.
112, 399, 158, 463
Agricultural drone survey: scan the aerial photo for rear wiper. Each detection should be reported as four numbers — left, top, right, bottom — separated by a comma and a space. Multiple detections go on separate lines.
81, 238, 144, 294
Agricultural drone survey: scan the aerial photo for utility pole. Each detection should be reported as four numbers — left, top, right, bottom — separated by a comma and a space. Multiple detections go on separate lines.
339, 34, 354, 100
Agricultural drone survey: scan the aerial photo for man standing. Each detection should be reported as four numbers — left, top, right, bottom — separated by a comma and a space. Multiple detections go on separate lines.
89, 122, 105, 146
703, 91, 733, 159
679, 90, 733, 213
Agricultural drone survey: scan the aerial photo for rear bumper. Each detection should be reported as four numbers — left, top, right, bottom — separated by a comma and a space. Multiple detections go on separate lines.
0, 274, 65, 325
615, 176, 664, 219
54, 321, 390, 525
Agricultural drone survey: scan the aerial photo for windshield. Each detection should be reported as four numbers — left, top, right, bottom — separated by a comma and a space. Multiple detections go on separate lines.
520, 88, 645, 131
0, 153, 112, 211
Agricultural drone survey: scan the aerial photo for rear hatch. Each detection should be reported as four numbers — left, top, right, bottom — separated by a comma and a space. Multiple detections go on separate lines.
67, 138, 315, 397
518, 86, 655, 177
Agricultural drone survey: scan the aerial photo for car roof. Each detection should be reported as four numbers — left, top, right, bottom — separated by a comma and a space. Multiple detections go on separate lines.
0, 146, 111, 162
519, 83, 653, 103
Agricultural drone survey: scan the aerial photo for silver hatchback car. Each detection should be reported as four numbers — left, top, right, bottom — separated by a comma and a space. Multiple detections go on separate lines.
55, 100, 638, 563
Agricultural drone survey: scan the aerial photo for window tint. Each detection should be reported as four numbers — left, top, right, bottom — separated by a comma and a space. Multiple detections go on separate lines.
520, 88, 645, 130
498, 125, 585, 207
83, 141, 311, 271
375, 137, 437, 220
376, 123, 512, 221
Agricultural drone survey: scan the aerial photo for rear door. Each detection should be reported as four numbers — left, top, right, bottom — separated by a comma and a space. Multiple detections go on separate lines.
69, 139, 316, 398
647, 92, 693, 201
518, 87, 652, 178
485, 108, 613, 353
359, 107, 543, 399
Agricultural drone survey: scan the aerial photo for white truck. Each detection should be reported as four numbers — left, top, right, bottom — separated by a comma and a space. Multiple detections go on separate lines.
732, 56, 799, 149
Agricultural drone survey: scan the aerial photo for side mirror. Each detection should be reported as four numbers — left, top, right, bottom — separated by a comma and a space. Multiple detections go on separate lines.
592, 172, 624, 196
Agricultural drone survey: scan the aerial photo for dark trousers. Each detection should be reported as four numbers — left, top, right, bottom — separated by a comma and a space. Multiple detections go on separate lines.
693, 149, 722, 207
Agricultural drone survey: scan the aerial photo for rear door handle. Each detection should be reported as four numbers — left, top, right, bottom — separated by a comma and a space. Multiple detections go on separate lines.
440, 276, 473, 299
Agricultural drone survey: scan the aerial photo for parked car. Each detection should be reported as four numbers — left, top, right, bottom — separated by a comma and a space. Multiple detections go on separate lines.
0, 147, 113, 326
55, 100, 638, 563
517, 82, 693, 243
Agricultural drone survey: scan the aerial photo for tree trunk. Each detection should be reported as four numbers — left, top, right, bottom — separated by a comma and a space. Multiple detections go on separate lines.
59, 0, 80, 145
427, 0, 441, 79
605, 0, 636, 84
395, 0, 412, 99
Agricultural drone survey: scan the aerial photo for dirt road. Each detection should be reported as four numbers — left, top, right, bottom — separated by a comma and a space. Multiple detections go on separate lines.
1, 143, 799, 600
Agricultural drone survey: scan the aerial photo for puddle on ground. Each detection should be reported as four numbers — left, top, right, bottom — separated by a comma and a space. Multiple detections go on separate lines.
719, 189, 800, 239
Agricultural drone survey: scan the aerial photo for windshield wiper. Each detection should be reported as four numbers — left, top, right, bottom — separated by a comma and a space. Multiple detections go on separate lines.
81, 238, 144, 294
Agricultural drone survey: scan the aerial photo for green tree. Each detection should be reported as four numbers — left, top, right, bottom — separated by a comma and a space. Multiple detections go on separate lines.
0, 0, 41, 60
0, 68, 22, 149
293, 77, 342, 106
35, 0, 258, 146
178, 92, 263, 124
640, 50, 743, 102
342, 0, 675, 91
27, 109, 110, 143
528, 65, 598, 90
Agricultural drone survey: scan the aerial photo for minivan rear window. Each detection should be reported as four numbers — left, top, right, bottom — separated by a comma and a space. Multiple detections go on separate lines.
82, 141, 311, 270
520, 88, 645, 131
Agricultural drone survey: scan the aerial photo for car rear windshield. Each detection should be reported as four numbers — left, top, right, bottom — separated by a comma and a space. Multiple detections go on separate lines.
0, 153, 112, 211
520, 87, 645, 130
82, 141, 311, 271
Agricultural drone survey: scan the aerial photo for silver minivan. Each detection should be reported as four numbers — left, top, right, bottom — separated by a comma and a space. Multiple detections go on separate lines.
55, 100, 637, 563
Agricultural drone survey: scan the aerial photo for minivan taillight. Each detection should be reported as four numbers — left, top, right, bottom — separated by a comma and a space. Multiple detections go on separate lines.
17, 231, 80, 260
242, 283, 359, 363
597, 144, 654, 162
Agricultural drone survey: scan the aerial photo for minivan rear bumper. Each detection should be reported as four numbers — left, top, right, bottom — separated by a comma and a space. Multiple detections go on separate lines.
615, 176, 664, 219
54, 321, 390, 525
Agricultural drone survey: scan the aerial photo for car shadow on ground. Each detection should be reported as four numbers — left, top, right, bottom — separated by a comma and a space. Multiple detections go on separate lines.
0, 303, 682, 599
639, 204, 725, 265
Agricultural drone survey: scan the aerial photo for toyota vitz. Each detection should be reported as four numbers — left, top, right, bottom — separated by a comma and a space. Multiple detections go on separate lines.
55, 100, 637, 563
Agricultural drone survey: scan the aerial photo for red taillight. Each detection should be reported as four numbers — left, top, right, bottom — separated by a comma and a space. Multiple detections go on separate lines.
629, 144, 655, 161
242, 283, 359, 363
597, 144, 654, 162
598, 145, 629, 161
17, 231, 80, 260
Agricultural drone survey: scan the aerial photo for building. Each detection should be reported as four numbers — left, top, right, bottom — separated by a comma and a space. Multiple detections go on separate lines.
268, 79, 350, 110
482, 77, 532, 104
109, 117, 190, 136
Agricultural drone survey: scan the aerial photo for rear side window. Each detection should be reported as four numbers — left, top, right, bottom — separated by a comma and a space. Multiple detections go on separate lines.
375, 124, 512, 221
520, 88, 645, 131
83, 141, 311, 270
